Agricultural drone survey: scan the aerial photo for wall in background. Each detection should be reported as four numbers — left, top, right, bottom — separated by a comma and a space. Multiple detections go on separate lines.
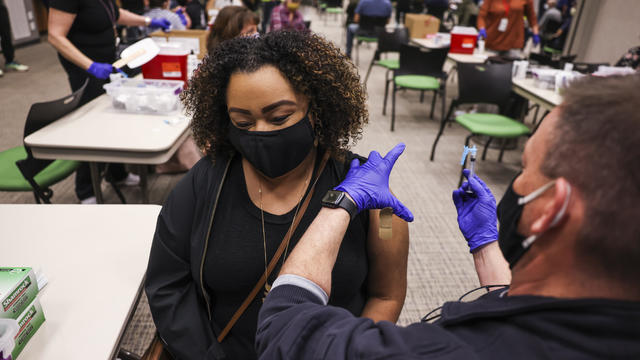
568, 0, 640, 65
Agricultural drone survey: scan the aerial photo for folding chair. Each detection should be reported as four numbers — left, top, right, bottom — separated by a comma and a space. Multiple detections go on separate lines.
363, 26, 409, 86
0, 81, 88, 203
429, 62, 531, 186
384, 44, 448, 131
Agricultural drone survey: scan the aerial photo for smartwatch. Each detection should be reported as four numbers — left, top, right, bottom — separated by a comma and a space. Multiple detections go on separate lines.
321, 190, 358, 220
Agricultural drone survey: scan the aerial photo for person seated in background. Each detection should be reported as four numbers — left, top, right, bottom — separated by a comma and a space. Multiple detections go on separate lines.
269, 0, 307, 32
145, 0, 188, 33
538, 0, 561, 31
177, 0, 207, 29
256, 74, 640, 359
544, 0, 575, 51
206, 5, 258, 53
616, 45, 640, 70
146, 31, 410, 360
345, 0, 391, 58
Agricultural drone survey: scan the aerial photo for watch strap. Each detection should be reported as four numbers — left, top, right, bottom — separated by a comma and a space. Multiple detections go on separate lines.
322, 190, 358, 220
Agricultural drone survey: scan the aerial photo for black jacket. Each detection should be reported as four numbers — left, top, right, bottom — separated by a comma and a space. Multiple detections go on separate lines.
257, 284, 640, 359
145, 154, 232, 359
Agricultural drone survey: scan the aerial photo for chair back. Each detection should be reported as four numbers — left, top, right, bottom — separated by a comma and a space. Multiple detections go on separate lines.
376, 26, 409, 54
456, 62, 512, 109
326, 0, 342, 8
357, 15, 388, 37
16, 79, 88, 201
396, 44, 448, 78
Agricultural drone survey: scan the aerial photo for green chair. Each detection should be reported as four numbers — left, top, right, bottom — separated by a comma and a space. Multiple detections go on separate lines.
0, 80, 87, 203
363, 27, 409, 86
323, 0, 344, 24
383, 44, 449, 131
543, 45, 562, 55
429, 62, 531, 186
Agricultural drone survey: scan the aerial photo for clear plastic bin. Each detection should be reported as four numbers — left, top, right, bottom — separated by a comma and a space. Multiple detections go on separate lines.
103, 78, 185, 114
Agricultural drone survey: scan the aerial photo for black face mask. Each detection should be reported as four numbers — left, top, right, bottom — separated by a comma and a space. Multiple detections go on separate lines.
227, 111, 315, 178
497, 174, 571, 268
496, 178, 529, 268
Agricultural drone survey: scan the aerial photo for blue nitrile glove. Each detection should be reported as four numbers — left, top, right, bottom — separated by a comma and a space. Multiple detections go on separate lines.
452, 169, 498, 252
150, 18, 172, 31
334, 143, 414, 222
478, 28, 487, 40
87, 62, 113, 79
532, 33, 540, 45
175, 8, 188, 26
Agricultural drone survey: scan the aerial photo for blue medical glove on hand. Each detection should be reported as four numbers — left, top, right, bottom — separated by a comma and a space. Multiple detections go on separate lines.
478, 28, 487, 40
334, 143, 414, 222
452, 169, 498, 252
87, 62, 113, 79
532, 34, 540, 45
150, 18, 172, 31
175, 8, 188, 26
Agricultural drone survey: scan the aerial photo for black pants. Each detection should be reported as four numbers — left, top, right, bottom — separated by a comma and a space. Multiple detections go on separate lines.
0, 1, 14, 64
59, 54, 128, 200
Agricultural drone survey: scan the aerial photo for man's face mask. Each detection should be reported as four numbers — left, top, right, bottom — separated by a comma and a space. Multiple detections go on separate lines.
497, 175, 572, 268
228, 108, 315, 178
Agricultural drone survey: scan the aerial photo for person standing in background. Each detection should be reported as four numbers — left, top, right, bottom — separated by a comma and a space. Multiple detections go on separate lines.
477, 0, 539, 57
269, 0, 306, 32
423, 0, 448, 21
178, 0, 208, 29
145, 0, 189, 32
47, 0, 171, 203
0, 0, 29, 77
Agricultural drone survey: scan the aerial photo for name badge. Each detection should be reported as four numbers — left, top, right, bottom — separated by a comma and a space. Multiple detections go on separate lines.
498, 18, 508, 32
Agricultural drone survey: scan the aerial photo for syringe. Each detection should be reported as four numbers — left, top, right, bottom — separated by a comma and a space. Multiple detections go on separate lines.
460, 145, 477, 194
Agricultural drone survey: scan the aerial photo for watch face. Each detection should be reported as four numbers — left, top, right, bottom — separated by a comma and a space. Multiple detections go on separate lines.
324, 190, 344, 204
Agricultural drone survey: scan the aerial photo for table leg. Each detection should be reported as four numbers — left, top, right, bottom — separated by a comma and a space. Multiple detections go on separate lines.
139, 165, 149, 204
89, 162, 104, 204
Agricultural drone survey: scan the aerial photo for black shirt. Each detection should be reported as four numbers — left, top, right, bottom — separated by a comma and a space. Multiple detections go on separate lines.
50, 0, 119, 62
204, 153, 370, 359
258, 285, 640, 359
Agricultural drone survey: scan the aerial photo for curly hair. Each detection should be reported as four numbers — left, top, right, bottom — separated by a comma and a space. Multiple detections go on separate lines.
206, 6, 260, 54
183, 31, 368, 158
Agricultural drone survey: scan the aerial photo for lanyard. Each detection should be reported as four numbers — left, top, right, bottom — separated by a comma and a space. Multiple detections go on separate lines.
98, 0, 117, 27
502, 0, 510, 17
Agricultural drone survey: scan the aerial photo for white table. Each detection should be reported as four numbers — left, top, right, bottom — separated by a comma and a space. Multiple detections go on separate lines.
410, 33, 451, 49
24, 94, 190, 203
447, 50, 495, 64
0, 204, 161, 360
511, 78, 563, 111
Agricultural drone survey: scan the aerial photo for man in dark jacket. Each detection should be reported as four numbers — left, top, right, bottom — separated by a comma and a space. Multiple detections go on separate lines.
256, 74, 640, 359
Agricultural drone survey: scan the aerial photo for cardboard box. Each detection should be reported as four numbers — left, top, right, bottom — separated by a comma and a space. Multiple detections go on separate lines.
0, 268, 38, 319
404, 14, 440, 39
0, 299, 46, 359
150, 30, 210, 60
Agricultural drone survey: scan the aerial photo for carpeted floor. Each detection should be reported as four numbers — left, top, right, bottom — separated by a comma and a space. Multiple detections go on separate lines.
0, 7, 531, 358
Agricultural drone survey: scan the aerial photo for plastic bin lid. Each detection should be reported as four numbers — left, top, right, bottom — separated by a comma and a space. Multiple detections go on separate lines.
452, 26, 478, 35
158, 43, 190, 56
0, 319, 19, 358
